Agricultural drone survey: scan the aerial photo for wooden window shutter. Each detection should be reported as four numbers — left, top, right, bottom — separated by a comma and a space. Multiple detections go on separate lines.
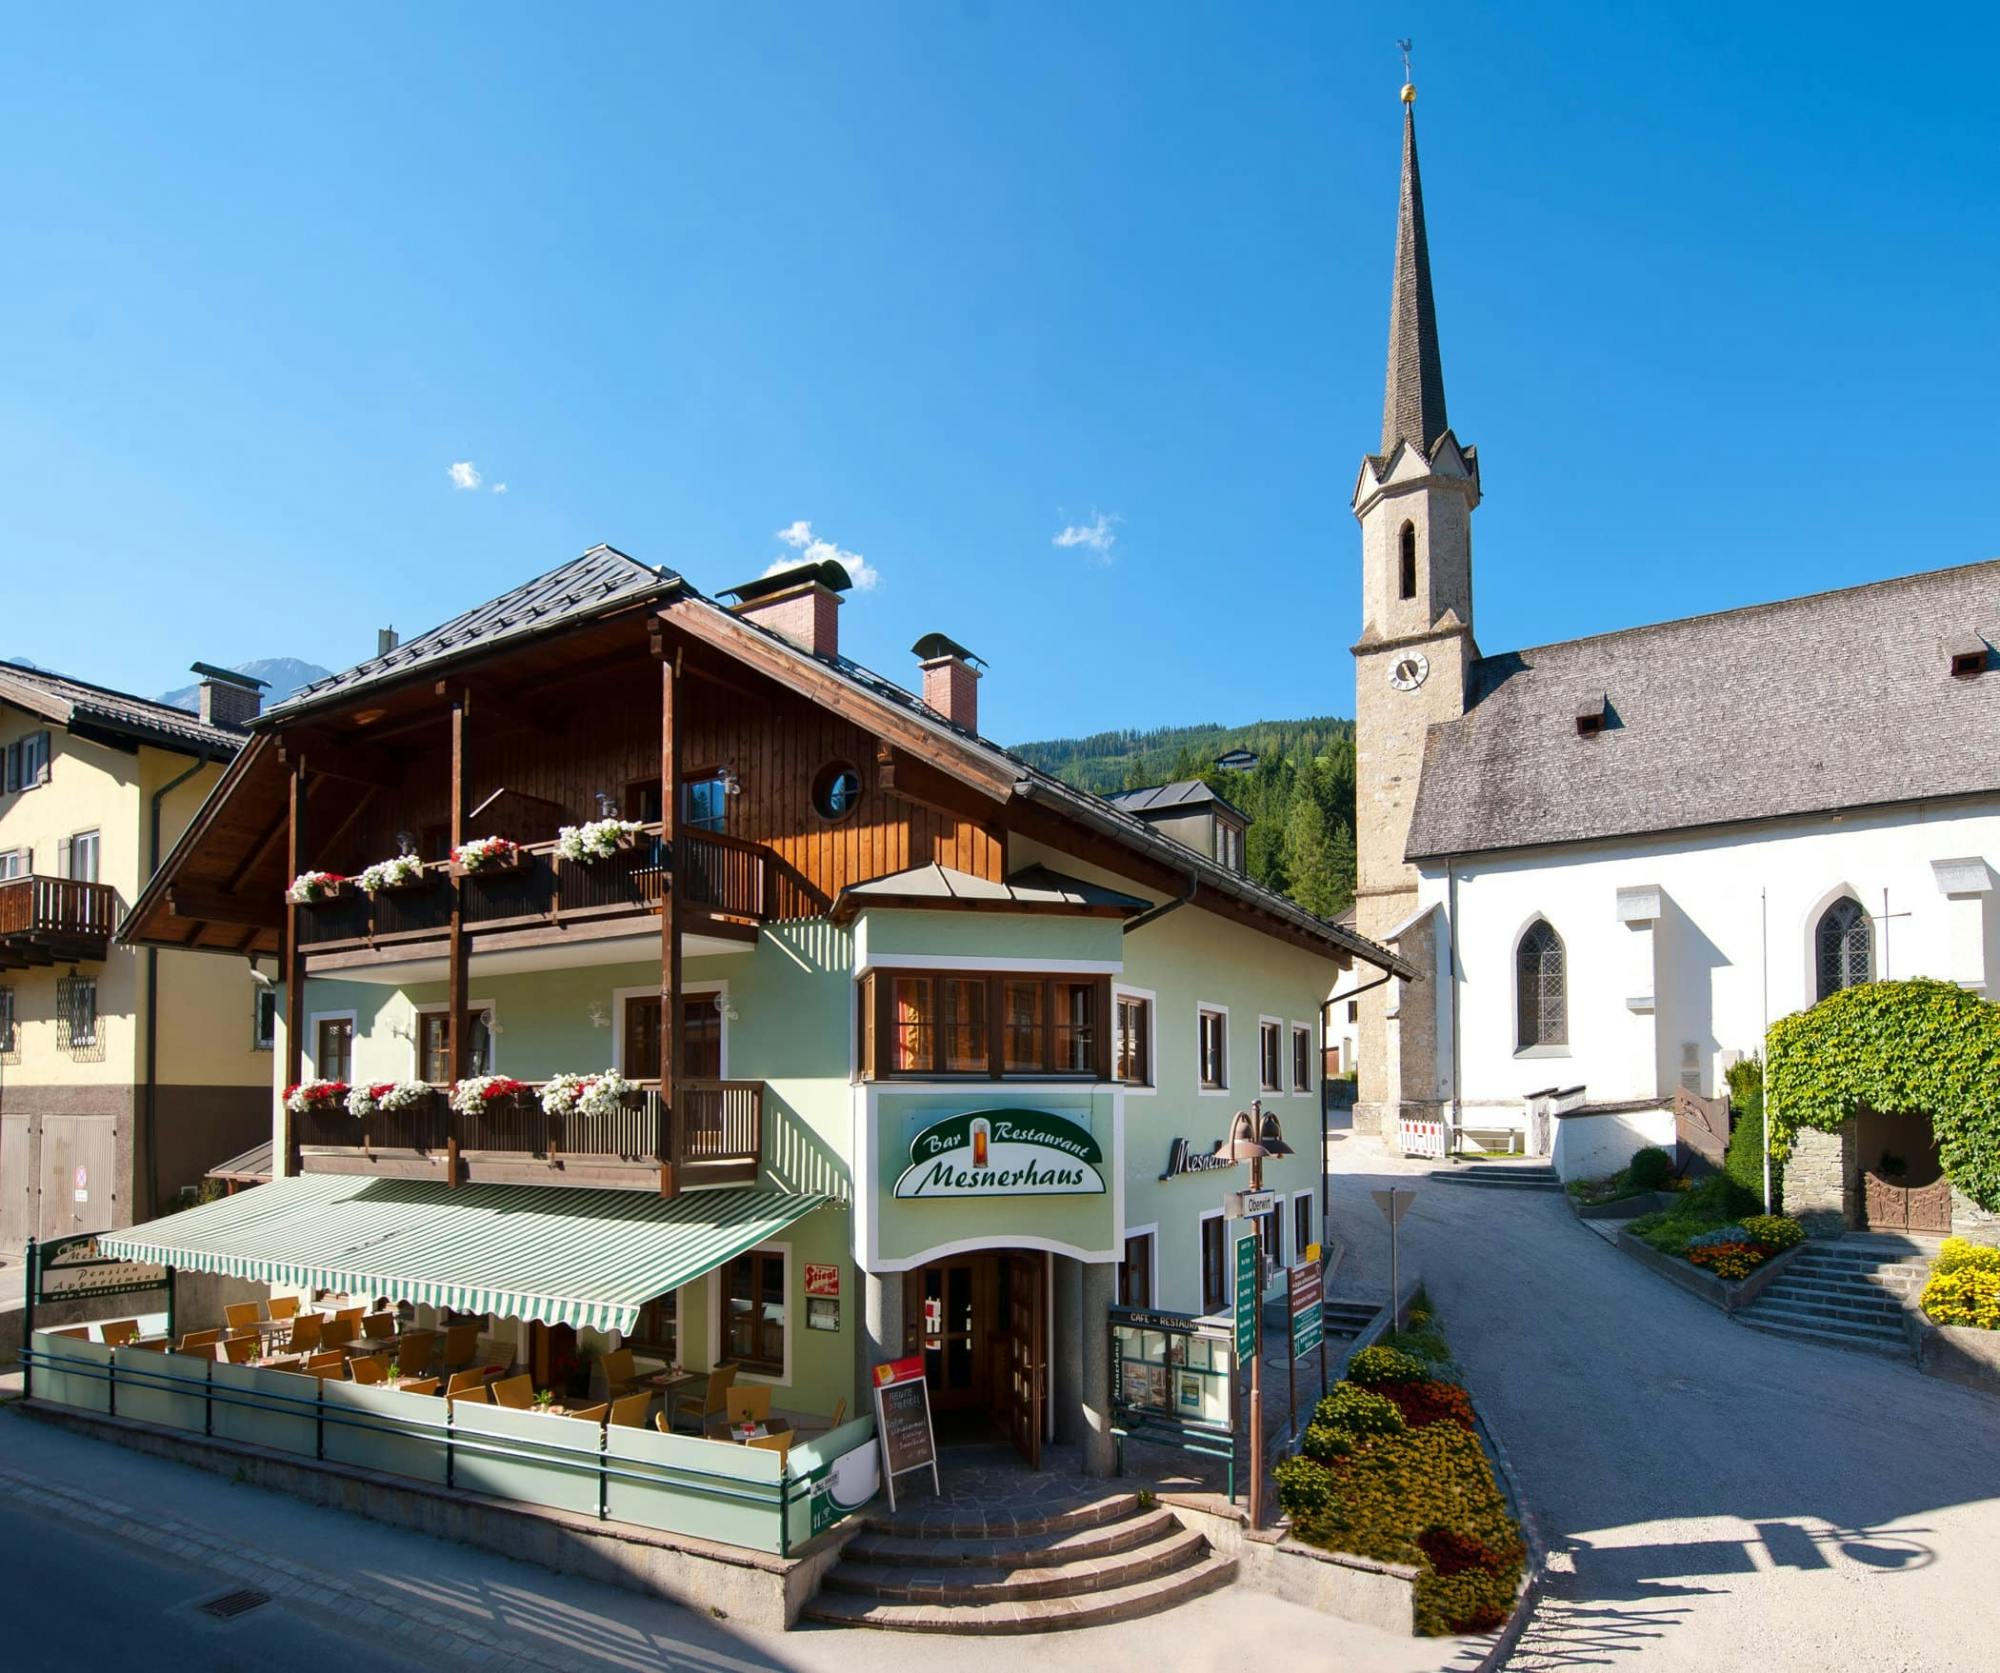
55, 836, 70, 879
3, 741, 17, 794
35, 732, 51, 785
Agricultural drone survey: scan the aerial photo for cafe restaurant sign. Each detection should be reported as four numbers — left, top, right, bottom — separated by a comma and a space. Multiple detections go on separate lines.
894, 1109, 1106, 1199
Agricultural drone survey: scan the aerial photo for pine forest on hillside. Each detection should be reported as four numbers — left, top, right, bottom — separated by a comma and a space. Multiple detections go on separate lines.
1011, 717, 1358, 919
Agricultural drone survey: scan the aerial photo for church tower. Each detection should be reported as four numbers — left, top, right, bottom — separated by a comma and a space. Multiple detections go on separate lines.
1349, 79, 1479, 1140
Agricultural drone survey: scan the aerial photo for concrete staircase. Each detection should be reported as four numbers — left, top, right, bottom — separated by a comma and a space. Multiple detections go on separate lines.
1736, 1235, 1936, 1360
1321, 1298, 1383, 1338
1430, 1160, 1562, 1192
804, 1490, 1235, 1633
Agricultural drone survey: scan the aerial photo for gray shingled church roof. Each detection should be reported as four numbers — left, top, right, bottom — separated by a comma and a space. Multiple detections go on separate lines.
1405, 558, 2000, 860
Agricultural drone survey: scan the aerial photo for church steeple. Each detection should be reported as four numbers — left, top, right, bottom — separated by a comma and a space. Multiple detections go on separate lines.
1381, 86, 1449, 458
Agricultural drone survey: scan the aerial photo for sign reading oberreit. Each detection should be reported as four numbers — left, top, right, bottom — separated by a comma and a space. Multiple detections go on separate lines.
893, 1109, 1106, 1199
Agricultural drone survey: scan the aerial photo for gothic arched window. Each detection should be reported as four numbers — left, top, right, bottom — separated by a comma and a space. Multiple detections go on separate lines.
1815, 897, 1872, 1001
1398, 522, 1417, 601
1516, 919, 1567, 1051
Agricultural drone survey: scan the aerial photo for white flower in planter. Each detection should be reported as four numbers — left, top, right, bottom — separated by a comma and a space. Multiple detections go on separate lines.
452, 836, 521, 872
356, 855, 426, 895
555, 819, 645, 863
285, 871, 346, 904
540, 1073, 592, 1117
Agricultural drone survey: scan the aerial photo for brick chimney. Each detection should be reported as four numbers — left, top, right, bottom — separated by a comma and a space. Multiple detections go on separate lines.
722, 560, 852, 659
912, 633, 984, 734
190, 662, 266, 729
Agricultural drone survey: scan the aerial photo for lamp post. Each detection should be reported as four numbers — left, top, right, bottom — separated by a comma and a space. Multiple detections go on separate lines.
1218, 1098, 1292, 1528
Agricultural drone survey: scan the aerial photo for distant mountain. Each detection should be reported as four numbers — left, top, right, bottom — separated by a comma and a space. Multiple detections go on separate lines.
159, 656, 333, 713
1011, 716, 1359, 918
5, 657, 43, 671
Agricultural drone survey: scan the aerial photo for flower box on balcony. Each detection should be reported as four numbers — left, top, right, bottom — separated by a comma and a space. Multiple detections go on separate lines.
555, 819, 646, 864
451, 837, 525, 880
285, 871, 349, 906
355, 856, 430, 898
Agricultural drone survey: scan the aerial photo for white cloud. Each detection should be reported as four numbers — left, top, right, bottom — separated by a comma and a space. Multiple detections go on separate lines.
447, 460, 482, 491
490, 482, 508, 495
768, 520, 880, 591
1053, 511, 1119, 561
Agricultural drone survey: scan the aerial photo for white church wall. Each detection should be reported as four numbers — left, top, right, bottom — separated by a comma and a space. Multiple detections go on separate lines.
1551, 1107, 1678, 1181
1416, 798, 2000, 1144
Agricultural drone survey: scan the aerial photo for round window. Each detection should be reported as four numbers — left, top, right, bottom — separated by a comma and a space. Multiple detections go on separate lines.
812, 762, 862, 821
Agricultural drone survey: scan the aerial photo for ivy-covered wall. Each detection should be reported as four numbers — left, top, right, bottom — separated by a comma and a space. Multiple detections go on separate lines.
1767, 979, 2000, 1216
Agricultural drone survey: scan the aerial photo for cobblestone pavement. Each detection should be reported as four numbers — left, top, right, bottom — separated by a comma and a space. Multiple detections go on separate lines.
1321, 1137, 2000, 1671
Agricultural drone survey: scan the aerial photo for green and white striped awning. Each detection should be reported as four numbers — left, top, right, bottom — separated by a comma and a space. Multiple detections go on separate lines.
98, 1175, 834, 1334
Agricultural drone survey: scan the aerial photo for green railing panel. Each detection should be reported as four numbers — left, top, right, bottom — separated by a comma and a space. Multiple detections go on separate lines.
320, 1382, 451, 1485
603, 1423, 784, 1552
784, 1417, 881, 1550
450, 1401, 605, 1517
33, 1333, 111, 1414
112, 1348, 211, 1435
210, 1362, 319, 1457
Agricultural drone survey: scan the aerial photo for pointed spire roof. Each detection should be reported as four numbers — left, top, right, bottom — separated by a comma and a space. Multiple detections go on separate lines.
1380, 95, 1449, 458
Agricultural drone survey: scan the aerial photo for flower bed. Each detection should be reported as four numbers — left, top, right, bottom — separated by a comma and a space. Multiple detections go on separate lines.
1921, 1237, 2000, 1330
1624, 1172, 1805, 1279
1274, 1313, 1525, 1636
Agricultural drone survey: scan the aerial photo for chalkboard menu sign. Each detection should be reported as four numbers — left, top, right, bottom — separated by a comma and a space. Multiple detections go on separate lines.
871, 1356, 940, 1511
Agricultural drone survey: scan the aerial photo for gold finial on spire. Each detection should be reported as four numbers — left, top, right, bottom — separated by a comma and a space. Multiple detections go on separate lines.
1399, 37, 1415, 103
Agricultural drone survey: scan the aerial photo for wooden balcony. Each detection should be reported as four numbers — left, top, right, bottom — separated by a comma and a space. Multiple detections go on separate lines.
0, 875, 118, 970
297, 827, 770, 965
295, 1078, 765, 1193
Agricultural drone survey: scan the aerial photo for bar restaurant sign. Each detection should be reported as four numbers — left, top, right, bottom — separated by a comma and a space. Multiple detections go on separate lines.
894, 1109, 1106, 1199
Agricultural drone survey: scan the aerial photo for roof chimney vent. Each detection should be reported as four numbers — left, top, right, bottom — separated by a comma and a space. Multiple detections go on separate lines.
719, 559, 851, 659
912, 632, 985, 734
189, 662, 266, 730
1574, 692, 1609, 738
378, 626, 400, 657
1947, 634, 1989, 678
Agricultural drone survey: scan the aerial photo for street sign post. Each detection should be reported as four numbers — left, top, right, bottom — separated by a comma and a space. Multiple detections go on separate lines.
1371, 1187, 1416, 1330
1286, 1258, 1324, 1437
1233, 1230, 1260, 1362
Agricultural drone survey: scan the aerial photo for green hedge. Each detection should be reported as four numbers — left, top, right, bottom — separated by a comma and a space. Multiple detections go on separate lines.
1767, 979, 2000, 1213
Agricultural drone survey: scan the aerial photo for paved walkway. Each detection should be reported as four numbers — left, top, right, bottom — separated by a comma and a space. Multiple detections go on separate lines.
1323, 1140, 2000, 1671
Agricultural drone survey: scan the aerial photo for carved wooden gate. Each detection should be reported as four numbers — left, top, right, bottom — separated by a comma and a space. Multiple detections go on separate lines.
1857, 1108, 1952, 1234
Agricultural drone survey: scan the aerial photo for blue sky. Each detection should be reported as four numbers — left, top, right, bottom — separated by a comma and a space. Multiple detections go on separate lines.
5, 4, 1997, 744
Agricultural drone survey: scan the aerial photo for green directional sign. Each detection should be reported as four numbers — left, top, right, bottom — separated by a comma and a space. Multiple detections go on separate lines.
1234, 1230, 1260, 1362
1290, 1260, 1324, 1357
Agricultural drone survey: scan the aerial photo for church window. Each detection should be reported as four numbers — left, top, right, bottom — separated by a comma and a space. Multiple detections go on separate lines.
1515, 919, 1567, 1051
1398, 523, 1417, 601
1815, 898, 1872, 1001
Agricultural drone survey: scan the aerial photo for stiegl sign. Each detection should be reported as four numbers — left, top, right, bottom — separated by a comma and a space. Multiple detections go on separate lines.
893, 1109, 1106, 1199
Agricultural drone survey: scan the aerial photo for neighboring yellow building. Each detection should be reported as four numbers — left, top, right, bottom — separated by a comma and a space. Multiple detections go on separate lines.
0, 660, 271, 1253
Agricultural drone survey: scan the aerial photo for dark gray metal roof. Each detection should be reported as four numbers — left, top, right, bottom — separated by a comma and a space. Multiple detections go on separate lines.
835, 862, 1149, 914
1106, 779, 1247, 822
1406, 558, 2000, 860
267, 545, 681, 719
0, 660, 246, 756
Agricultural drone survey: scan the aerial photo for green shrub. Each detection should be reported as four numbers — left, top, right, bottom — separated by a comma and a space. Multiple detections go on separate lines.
1723, 1056, 1781, 1209
1279, 1421, 1525, 1635
1684, 1171, 1762, 1220
1381, 1322, 1454, 1366
1346, 1345, 1429, 1386
1627, 1147, 1673, 1190
1741, 1214, 1804, 1251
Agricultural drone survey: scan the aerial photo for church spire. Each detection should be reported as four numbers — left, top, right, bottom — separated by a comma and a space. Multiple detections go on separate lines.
1380, 79, 1450, 458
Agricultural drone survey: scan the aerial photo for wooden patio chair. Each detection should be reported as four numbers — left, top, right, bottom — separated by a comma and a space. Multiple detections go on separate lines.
399, 1377, 439, 1396
349, 1355, 389, 1385
792, 1396, 847, 1440
283, 1315, 322, 1353
224, 1301, 263, 1332
440, 1323, 479, 1371
49, 1326, 89, 1340
267, 1295, 300, 1323
305, 1351, 348, 1379
607, 1391, 651, 1428
565, 1403, 609, 1424
99, 1320, 141, 1346
319, 1317, 357, 1350
448, 1385, 490, 1406
745, 1431, 792, 1469
445, 1368, 488, 1396
359, 1311, 397, 1341
263, 1355, 304, 1373
176, 1328, 223, 1354
394, 1329, 435, 1375
220, 1335, 259, 1364
331, 1305, 365, 1326
491, 1374, 535, 1409
598, 1347, 638, 1398
669, 1363, 736, 1434
725, 1385, 772, 1427
127, 1337, 169, 1353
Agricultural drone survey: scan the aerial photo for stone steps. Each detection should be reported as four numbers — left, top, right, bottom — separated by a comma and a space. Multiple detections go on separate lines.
803, 1551, 1239, 1634
1736, 1312, 1914, 1360
1430, 1163, 1561, 1192
1754, 1291, 1906, 1329
813, 1489, 1231, 1633
1320, 1300, 1382, 1336
1735, 1235, 1931, 1362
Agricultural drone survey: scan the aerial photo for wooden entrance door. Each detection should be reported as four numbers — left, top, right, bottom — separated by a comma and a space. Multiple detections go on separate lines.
1858, 1109, 1953, 1234
906, 1258, 997, 1415
1001, 1252, 1045, 1470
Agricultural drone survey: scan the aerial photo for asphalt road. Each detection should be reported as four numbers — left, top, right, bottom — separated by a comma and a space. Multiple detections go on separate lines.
1324, 1142, 2000, 1671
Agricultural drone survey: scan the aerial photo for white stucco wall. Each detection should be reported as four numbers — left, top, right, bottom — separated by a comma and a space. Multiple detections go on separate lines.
1412, 798, 2000, 1149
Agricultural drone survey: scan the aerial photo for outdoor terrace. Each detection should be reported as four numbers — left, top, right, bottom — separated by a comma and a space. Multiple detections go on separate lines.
0, 875, 119, 969
294, 1078, 765, 1192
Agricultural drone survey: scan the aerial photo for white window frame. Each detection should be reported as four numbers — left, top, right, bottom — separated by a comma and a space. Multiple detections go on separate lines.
1112, 983, 1155, 1094
410, 998, 498, 1079
611, 981, 728, 1077
1118, 1222, 1160, 1308
66, 828, 100, 884
306, 1008, 359, 1080
0, 984, 16, 1057
0, 847, 28, 879
1290, 1020, 1315, 1096
1196, 1001, 1230, 1095
1198, 1208, 1232, 1313
708, 1237, 792, 1386
1257, 1015, 1284, 1093
1291, 1189, 1315, 1264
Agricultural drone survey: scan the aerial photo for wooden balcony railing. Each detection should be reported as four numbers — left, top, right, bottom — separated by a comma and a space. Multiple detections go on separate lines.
297, 826, 767, 951
294, 1078, 764, 1189
0, 875, 118, 966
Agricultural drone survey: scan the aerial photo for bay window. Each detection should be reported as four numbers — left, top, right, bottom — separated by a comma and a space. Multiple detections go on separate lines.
862, 970, 1111, 1079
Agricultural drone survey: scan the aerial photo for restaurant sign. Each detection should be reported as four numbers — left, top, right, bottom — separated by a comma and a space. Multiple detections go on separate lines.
1160, 1135, 1240, 1180
31, 1231, 168, 1304
894, 1109, 1105, 1199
